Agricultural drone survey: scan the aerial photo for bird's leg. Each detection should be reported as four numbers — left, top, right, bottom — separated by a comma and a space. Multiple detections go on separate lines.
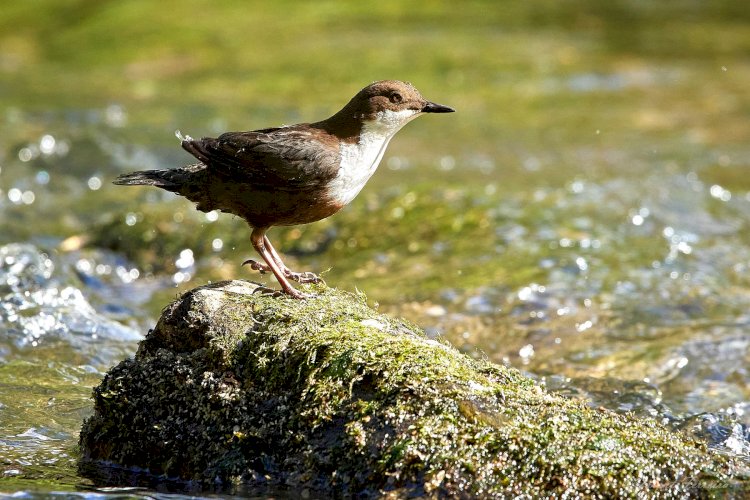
249, 228, 308, 299
242, 236, 323, 284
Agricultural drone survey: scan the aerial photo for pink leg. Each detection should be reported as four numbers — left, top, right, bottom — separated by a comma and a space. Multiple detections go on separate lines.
243, 235, 322, 284
249, 228, 307, 299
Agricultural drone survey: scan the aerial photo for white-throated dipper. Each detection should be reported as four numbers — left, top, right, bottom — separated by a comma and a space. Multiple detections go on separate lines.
114, 80, 454, 299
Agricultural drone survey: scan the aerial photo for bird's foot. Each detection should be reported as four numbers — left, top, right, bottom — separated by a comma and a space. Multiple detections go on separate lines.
285, 288, 314, 300
287, 271, 324, 284
242, 259, 324, 284
243, 259, 270, 274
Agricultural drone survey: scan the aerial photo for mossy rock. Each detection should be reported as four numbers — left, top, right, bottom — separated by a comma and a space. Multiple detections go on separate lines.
79, 281, 748, 497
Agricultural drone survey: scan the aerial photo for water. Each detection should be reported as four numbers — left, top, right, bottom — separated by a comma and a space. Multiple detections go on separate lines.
390, 170, 750, 460
0, 243, 144, 493
1, 0, 749, 495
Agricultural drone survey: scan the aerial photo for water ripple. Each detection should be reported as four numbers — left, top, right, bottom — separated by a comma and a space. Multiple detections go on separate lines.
0, 243, 141, 366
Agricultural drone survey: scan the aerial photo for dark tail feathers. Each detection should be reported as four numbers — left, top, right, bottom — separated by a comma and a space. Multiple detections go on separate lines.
113, 170, 179, 190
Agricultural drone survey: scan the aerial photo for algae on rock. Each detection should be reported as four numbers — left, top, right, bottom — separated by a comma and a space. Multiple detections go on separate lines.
79, 280, 747, 497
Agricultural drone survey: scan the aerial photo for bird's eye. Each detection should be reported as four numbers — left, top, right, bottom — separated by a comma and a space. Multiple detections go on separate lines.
389, 93, 403, 103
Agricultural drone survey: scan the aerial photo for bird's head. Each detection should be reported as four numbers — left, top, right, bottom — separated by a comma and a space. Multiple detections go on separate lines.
344, 80, 454, 133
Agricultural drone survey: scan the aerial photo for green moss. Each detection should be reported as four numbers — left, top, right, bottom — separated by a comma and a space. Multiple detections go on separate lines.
79, 281, 749, 497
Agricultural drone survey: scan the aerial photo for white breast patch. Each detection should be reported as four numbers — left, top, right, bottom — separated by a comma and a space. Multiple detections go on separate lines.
329, 109, 420, 205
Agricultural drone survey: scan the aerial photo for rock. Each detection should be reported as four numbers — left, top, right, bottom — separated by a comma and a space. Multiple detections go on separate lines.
79, 280, 748, 497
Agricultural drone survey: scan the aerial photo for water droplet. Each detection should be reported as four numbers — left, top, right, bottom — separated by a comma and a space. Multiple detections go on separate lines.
570, 180, 585, 193
439, 155, 455, 171
39, 135, 56, 155
55, 140, 70, 156
387, 156, 405, 170
18, 148, 33, 162
709, 184, 731, 201
87, 176, 102, 190
576, 320, 593, 332
175, 248, 194, 269
21, 191, 35, 205
8, 188, 22, 204
173, 271, 191, 284
676, 241, 692, 255
76, 259, 93, 273
575, 257, 588, 271
95, 264, 111, 275
519, 344, 535, 362
105, 104, 127, 127
35, 171, 50, 185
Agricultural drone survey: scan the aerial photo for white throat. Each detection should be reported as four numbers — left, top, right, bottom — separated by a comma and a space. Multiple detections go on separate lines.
330, 109, 420, 205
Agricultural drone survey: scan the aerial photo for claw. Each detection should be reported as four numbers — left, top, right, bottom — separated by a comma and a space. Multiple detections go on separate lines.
242, 258, 322, 284
287, 271, 324, 284
246, 229, 324, 300
288, 290, 314, 300
242, 259, 269, 274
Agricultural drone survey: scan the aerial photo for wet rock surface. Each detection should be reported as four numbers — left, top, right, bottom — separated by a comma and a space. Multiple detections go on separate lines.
78, 280, 748, 497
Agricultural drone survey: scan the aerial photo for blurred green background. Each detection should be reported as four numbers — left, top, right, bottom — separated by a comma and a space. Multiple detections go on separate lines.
1, 0, 749, 494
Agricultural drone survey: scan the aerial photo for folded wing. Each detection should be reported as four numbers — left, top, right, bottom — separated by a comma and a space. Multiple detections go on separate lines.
181, 127, 340, 191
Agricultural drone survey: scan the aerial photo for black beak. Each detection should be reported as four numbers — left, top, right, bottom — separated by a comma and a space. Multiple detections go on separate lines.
422, 101, 455, 113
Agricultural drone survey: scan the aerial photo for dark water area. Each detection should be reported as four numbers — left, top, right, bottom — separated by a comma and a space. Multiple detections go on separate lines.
1, 0, 749, 496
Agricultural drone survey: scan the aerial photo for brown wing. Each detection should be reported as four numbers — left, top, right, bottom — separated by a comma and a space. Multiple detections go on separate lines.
181, 126, 340, 191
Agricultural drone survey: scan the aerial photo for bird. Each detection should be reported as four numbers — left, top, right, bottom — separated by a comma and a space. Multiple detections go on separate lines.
114, 80, 454, 299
